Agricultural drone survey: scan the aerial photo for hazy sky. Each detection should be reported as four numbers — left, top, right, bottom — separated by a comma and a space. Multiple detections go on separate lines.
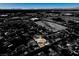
0, 3, 79, 9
